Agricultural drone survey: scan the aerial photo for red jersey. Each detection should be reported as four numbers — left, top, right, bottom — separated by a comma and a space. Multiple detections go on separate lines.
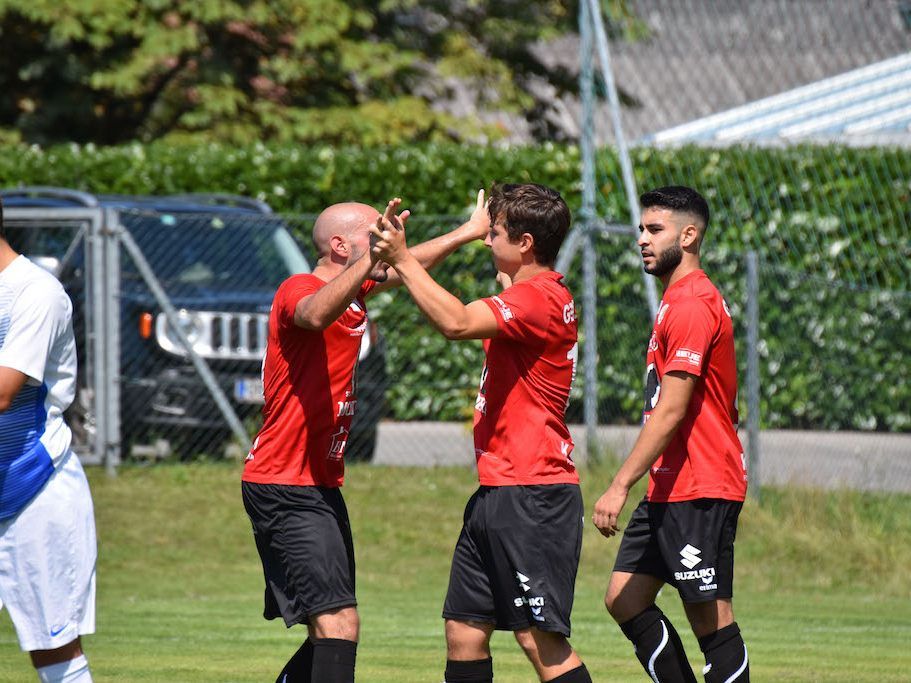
474, 271, 579, 486
242, 274, 376, 487
644, 270, 747, 502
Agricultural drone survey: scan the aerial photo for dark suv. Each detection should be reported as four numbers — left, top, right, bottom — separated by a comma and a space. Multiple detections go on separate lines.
1, 188, 387, 461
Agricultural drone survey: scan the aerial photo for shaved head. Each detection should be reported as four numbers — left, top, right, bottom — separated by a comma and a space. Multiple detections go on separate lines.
313, 202, 379, 257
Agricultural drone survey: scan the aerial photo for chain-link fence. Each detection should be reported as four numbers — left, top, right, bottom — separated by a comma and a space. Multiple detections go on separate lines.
5, 193, 909, 491
565, 0, 911, 491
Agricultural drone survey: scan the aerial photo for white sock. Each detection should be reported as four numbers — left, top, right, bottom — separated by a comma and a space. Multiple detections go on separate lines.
36, 654, 93, 683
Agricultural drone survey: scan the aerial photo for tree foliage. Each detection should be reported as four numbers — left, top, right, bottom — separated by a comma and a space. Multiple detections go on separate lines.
0, 0, 640, 146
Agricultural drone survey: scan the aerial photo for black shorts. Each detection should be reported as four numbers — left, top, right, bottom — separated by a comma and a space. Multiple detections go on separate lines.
613, 497, 742, 603
443, 484, 584, 637
241, 482, 356, 627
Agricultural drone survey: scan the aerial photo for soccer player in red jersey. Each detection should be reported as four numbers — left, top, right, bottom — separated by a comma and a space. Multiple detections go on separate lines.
371, 183, 591, 683
242, 196, 490, 683
593, 186, 750, 682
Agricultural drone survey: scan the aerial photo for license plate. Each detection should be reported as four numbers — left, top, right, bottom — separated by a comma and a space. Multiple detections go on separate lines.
234, 377, 264, 404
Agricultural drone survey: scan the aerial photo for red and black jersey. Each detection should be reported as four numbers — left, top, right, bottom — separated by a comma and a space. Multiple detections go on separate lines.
474, 271, 579, 486
242, 274, 376, 488
644, 269, 747, 502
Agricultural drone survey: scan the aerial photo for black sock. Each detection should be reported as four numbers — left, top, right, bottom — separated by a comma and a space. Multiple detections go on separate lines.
698, 622, 749, 682
444, 657, 493, 682
311, 638, 357, 683
545, 664, 593, 682
619, 605, 697, 683
276, 638, 314, 683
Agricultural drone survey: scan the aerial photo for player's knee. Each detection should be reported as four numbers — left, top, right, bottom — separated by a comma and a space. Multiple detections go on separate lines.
604, 584, 627, 619
515, 628, 573, 666
445, 620, 491, 659
684, 599, 733, 638
311, 606, 359, 641
29, 639, 84, 670
513, 628, 537, 656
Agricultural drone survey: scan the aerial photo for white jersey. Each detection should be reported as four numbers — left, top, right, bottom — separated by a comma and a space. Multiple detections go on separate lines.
0, 255, 77, 519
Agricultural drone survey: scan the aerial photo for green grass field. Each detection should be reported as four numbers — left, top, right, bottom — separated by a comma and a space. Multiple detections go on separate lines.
2, 460, 909, 681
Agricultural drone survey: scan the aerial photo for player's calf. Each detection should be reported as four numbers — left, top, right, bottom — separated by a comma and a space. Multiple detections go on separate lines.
543, 664, 592, 682
311, 638, 357, 683
275, 638, 314, 683
619, 605, 697, 683
698, 622, 749, 682
444, 657, 493, 682
35, 655, 92, 683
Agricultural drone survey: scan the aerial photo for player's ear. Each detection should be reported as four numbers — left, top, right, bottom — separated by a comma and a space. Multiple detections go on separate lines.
330, 234, 348, 257
680, 223, 699, 250
519, 232, 535, 255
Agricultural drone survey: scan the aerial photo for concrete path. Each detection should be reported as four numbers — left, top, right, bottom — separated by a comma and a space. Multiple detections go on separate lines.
373, 422, 911, 493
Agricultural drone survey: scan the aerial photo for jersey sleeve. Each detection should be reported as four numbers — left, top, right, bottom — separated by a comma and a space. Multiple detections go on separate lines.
660, 295, 716, 377
481, 281, 548, 345
275, 276, 321, 328
0, 281, 70, 384
359, 279, 377, 298
275, 277, 375, 328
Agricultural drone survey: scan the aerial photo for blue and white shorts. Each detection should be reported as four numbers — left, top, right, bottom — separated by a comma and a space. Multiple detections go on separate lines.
0, 451, 97, 651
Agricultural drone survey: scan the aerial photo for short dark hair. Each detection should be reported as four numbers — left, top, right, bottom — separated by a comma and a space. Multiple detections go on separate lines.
640, 185, 710, 230
487, 183, 571, 266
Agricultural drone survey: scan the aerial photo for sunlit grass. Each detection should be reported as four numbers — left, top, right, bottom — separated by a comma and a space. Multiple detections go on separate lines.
0, 461, 908, 681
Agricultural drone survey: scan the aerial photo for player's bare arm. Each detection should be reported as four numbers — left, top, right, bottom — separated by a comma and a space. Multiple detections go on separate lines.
371, 190, 489, 295
593, 370, 698, 537
370, 209, 499, 340
293, 250, 379, 330
0, 366, 28, 412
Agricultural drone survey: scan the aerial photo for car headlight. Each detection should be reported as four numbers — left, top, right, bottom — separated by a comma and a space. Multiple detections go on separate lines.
172, 309, 205, 346
155, 309, 207, 355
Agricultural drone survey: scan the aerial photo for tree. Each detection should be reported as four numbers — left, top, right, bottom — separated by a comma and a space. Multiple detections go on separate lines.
0, 0, 640, 146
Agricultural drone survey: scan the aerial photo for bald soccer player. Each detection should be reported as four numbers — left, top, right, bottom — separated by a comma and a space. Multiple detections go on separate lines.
242, 196, 489, 683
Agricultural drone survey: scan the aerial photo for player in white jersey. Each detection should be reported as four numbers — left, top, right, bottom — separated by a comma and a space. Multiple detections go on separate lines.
0, 198, 97, 683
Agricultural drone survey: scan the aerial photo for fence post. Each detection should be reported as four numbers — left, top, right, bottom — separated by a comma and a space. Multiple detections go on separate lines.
584, 0, 659, 320
581, 229, 599, 462
745, 251, 761, 500
103, 208, 122, 474
87, 211, 108, 472
578, 1, 599, 462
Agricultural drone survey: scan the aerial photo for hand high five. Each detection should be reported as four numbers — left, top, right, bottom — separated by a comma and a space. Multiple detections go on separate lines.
465, 189, 490, 242
370, 197, 411, 266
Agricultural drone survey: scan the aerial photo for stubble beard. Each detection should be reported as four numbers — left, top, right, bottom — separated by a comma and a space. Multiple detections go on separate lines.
645, 243, 683, 277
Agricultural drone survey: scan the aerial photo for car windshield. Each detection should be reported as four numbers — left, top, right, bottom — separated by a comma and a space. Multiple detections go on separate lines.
121, 212, 310, 291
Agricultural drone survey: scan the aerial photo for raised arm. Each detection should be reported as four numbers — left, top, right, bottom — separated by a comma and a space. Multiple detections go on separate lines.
293, 252, 376, 330
370, 191, 489, 295
370, 204, 499, 340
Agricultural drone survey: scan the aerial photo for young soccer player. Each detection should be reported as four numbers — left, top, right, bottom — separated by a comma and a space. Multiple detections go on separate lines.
371, 183, 591, 683
593, 186, 750, 682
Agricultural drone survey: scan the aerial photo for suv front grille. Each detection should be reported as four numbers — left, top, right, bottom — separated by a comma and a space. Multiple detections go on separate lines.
156, 310, 268, 361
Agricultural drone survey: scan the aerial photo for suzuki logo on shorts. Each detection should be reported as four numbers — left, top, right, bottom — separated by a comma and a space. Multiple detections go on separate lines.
516, 571, 531, 592
512, 594, 546, 621
679, 544, 702, 569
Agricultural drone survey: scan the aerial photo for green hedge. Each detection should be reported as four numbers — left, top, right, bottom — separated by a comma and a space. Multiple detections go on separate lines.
1, 142, 908, 431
